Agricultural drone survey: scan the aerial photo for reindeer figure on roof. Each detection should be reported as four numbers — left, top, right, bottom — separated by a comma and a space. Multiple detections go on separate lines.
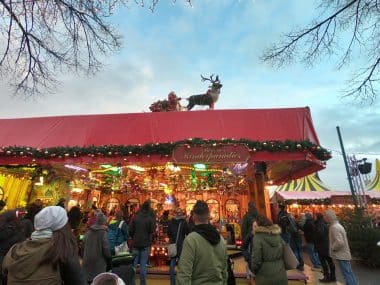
185, 74, 222, 110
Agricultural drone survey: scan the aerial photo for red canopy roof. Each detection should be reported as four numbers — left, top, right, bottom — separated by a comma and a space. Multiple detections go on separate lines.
0, 108, 329, 183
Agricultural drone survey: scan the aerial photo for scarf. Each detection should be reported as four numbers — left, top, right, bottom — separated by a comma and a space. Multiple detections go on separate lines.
194, 224, 221, 245
31, 229, 53, 240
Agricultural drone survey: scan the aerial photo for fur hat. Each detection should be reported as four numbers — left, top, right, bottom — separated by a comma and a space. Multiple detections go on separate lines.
34, 206, 68, 231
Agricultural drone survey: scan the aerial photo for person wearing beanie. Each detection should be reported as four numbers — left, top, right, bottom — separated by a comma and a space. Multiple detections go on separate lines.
325, 209, 357, 285
83, 211, 112, 284
176, 200, 228, 285
3, 206, 85, 285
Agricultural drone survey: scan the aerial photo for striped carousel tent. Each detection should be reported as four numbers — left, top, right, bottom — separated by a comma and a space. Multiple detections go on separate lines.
275, 179, 300, 192
365, 159, 380, 191
275, 172, 332, 192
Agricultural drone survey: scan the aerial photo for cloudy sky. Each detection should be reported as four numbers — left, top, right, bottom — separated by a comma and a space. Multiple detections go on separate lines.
1, 0, 379, 190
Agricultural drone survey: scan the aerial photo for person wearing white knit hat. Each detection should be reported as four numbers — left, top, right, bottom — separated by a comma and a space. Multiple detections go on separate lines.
3, 206, 85, 285
34, 205, 68, 231
91, 272, 125, 285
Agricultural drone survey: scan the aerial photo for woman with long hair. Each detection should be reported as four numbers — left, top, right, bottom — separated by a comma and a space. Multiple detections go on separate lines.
3, 206, 85, 285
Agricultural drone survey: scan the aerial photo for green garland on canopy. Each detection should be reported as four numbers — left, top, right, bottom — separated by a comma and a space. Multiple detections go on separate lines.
0, 138, 331, 161
283, 198, 331, 205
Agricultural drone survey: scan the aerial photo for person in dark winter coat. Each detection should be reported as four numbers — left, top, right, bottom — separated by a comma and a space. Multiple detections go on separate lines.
277, 204, 292, 244
241, 202, 258, 241
3, 206, 85, 285
176, 200, 228, 285
242, 230, 255, 280
129, 200, 154, 285
251, 215, 288, 285
302, 212, 321, 269
289, 214, 304, 271
160, 210, 170, 235
83, 212, 112, 284
167, 208, 189, 285
68, 206, 83, 231
0, 210, 27, 285
314, 213, 336, 282
23, 203, 42, 238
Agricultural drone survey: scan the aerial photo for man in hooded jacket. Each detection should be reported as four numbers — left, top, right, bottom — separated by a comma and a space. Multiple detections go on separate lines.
176, 200, 228, 285
325, 209, 357, 285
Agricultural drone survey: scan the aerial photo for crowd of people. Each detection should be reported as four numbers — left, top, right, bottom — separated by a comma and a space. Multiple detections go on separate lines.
240, 204, 357, 285
0, 198, 231, 285
0, 196, 358, 285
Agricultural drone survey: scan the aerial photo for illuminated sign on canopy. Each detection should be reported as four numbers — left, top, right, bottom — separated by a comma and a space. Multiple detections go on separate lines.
172, 144, 250, 164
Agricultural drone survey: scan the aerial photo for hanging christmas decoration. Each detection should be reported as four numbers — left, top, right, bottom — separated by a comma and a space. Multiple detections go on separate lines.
0, 138, 331, 161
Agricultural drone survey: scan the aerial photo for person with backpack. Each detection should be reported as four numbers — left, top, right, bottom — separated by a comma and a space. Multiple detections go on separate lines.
108, 211, 128, 256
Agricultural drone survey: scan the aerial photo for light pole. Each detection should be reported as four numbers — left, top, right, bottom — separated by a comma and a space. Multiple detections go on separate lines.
336, 126, 358, 208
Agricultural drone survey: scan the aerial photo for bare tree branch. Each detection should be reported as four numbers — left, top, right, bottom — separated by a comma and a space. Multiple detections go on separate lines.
261, 0, 380, 104
0, 0, 192, 98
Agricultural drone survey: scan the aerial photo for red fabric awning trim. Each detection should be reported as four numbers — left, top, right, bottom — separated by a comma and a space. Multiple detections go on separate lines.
0, 108, 327, 182
0, 108, 320, 148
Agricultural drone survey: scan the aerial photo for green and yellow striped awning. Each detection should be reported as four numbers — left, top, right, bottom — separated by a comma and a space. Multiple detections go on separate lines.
275, 172, 332, 192
275, 178, 300, 192
365, 159, 380, 191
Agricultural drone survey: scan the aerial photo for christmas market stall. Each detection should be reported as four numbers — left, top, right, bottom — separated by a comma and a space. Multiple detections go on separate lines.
0, 108, 330, 253
271, 172, 334, 218
272, 168, 380, 224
